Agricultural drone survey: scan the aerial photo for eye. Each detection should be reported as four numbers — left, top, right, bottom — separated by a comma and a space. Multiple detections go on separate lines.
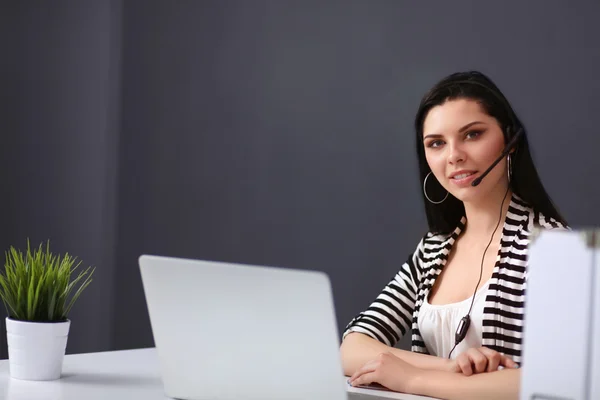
465, 130, 483, 140
427, 139, 444, 148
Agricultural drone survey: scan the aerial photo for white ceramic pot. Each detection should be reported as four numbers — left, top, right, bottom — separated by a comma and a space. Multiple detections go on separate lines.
5, 317, 71, 381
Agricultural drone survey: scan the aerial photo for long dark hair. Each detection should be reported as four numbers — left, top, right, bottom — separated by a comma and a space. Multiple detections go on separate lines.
414, 71, 567, 234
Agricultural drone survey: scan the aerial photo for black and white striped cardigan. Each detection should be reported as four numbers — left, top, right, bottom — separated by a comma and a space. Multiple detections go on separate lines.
343, 193, 567, 365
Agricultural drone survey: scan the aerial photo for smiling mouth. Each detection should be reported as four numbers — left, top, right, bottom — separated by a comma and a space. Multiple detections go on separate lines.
452, 172, 476, 180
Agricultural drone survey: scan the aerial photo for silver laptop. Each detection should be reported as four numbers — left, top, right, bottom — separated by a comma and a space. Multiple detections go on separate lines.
139, 254, 349, 400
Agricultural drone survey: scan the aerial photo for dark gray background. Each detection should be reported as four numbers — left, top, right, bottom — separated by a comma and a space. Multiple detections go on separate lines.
1, 1, 599, 358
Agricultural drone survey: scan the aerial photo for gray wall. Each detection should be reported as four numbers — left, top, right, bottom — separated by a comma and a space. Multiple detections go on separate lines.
0, 1, 122, 357
1, 1, 599, 357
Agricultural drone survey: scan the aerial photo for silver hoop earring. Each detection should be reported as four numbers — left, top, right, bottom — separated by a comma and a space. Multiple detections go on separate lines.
507, 154, 512, 182
423, 172, 448, 204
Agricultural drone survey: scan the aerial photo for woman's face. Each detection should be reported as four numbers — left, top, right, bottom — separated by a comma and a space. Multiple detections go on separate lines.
422, 98, 509, 204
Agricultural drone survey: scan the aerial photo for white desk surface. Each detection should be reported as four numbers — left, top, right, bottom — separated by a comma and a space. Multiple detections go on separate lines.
0, 348, 439, 400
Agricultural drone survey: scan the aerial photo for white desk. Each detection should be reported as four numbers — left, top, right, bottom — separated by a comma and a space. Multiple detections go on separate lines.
0, 348, 438, 400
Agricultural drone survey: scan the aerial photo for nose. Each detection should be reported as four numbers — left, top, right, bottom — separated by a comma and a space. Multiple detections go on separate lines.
447, 142, 466, 165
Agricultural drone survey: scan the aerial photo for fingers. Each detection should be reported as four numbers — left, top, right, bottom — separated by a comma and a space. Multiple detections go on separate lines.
478, 347, 500, 372
454, 347, 519, 376
350, 371, 378, 388
457, 355, 473, 376
500, 356, 519, 369
486, 355, 500, 373
468, 348, 488, 374
479, 347, 519, 370
349, 360, 377, 383
350, 352, 391, 384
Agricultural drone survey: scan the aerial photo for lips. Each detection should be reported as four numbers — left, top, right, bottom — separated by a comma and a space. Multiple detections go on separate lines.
449, 170, 477, 179
448, 170, 478, 187
452, 172, 476, 180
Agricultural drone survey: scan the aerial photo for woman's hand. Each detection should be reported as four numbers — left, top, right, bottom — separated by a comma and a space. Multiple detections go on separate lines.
348, 352, 423, 393
449, 347, 519, 376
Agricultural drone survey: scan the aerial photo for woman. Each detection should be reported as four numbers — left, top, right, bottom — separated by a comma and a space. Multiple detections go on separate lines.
341, 71, 568, 400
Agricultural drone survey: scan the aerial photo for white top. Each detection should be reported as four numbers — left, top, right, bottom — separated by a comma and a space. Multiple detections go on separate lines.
417, 279, 491, 359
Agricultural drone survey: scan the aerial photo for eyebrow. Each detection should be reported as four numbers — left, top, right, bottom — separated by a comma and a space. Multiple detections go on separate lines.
423, 121, 486, 140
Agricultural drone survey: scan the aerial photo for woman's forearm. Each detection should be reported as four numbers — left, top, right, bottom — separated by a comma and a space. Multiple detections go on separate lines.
411, 365, 520, 400
340, 332, 450, 375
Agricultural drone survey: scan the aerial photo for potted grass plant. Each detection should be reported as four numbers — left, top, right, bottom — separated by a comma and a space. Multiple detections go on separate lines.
0, 240, 94, 381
